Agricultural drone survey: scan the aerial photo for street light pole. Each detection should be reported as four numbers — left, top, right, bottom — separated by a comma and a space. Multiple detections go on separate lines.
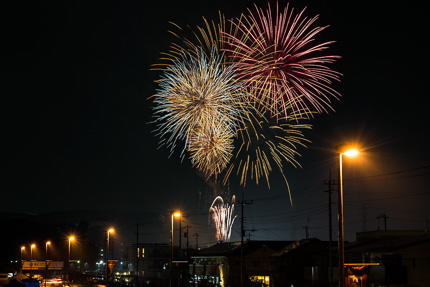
337, 153, 345, 287
170, 211, 181, 287
106, 227, 115, 285
20, 246, 25, 262
67, 235, 75, 283
68, 236, 75, 263
170, 214, 173, 287
45, 241, 50, 258
337, 146, 359, 287
30, 244, 36, 278
30, 244, 35, 260
45, 241, 51, 287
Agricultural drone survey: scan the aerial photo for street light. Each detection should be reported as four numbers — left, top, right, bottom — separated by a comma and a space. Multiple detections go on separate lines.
20, 246, 25, 261
45, 241, 51, 287
66, 236, 75, 283
337, 146, 359, 287
68, 236, 75, 262
172, 211, 181, 256
45, 241, 51, 258
106, 227, 115, 283
30, 243, 36, 278
30, 244, 36, 260
170, 211, 181, 287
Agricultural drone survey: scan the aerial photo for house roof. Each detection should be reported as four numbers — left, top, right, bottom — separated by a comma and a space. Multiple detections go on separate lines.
193, 240, 294, 257
345, 233, 430, 253
274, 238, 335, 256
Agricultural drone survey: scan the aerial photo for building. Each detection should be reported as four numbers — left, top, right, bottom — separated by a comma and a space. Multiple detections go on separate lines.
189, 231, 430, 287
128, 243, 170, 286
344, 230, 430, 287
189, 240, 294, 286
273, 238, 335, 287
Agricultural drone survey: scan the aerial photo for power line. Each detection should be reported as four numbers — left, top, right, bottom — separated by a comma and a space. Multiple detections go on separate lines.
344, 164, 430, 181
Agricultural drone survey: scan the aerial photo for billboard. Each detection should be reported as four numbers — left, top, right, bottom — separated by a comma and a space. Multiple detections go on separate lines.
22, 261, 64, 270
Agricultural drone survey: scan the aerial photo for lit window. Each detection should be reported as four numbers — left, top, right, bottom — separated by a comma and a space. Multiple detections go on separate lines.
249, 275, 270, 286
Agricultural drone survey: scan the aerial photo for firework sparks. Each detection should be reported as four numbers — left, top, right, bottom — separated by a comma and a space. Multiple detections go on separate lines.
150, 3, 340, 194
222, 101, 311, 204
209, 195, 237, 242
154, 12, 237, 68
152, 49, 245, 162
188, 119, 235, 179
223, 2, 342, 120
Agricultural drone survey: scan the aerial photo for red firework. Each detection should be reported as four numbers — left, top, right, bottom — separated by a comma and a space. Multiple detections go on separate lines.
223, 2, 342, 120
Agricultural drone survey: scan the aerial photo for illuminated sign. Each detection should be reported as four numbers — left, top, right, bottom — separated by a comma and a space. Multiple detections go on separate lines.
22, 261, 64, 270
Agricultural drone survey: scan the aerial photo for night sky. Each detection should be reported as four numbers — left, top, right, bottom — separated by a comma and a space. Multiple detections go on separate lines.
2, 0, 429, 248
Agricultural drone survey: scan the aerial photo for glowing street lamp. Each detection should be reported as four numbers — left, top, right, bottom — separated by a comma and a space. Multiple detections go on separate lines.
20, 246, 25, 261
170, 211, 181, 287
68, 236, 75, 262
45, 241, 51, 258
172, 212, 181, 255
29, 244, 36, 277
45, 241, 51, 287
337, 145, 359, 287
343, 148, 359, 158
106, 227, 115, 283
30, 244, 36, 260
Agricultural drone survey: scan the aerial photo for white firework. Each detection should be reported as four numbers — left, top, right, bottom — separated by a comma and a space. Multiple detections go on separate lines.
209, 195, 237, 242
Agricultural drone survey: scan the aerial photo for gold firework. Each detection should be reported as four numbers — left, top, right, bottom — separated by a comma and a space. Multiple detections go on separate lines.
152, 50, 246, 164
222, 99, 312, 203
188, 119, 234, 179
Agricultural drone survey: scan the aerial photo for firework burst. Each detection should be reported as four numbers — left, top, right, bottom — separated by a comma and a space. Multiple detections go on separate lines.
188, 119, 235, 179
152, 49, 245, 164
150, 2, 343, 198
223, 2, 342, 120
209, 195, 237, 242
222, 101, 311, 204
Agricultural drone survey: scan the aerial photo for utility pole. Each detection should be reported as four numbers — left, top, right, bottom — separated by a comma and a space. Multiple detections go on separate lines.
361, 204, 368, 232
241, 192, 244, 287
186, 225, 189, 257
245, 228, 257, 241
193, 233, 199, 250
324, 170, 335, 287
240, 191, 253, 287
377, 214, 388, 231
303, 225, 309, 239
136, 223, 139, 287
179, 216, 182, 251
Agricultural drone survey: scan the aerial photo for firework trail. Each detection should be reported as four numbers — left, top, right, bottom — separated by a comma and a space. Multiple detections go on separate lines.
152, 49, 246, 165
209, 195, 237, 242
223, 2, 342, 120
222, 101, 311, 204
